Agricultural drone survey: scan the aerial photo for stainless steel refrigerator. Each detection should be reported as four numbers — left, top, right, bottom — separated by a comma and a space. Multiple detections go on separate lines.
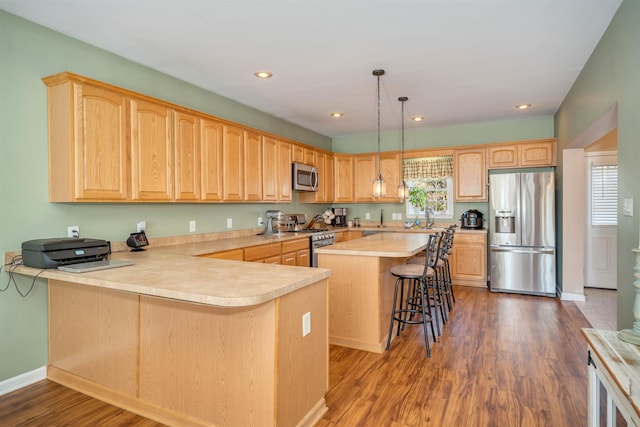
489, 171, 556, 296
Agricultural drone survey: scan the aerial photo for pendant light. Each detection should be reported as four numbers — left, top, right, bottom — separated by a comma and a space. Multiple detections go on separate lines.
397, 96, 409, 201
372, 69, 386, 198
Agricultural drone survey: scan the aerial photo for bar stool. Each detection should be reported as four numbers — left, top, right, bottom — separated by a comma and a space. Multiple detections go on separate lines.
386, 234, 439, 356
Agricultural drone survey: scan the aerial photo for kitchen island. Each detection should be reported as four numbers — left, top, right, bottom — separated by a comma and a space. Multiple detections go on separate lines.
315, 232, 430, 353
8, 242, 331, 427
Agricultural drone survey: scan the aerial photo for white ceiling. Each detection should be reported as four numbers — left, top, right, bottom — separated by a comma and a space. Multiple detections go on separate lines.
0, 0, 622, 138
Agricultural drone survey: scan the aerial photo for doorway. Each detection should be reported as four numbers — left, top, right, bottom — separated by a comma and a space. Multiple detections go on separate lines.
585, 153, 617, 289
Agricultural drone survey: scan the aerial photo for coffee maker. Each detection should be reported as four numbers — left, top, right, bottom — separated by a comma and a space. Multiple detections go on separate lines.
332, 207, 349, 227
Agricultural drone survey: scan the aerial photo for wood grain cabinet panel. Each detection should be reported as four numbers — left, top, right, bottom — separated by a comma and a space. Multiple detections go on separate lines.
450, 232, 487, 287
278, 140, 293, 201
44, 77, 130, 201
200, 118, 224, 201
292, 144, 304, 163
488, 145, 519, 169
174, 111, 201, 201
353, 154, 376, 202
299, 151, 333, 203
130, 98, 174, 201
222, 124, 245, 201
334, 154, 354, 203
378, 152, 401, 203
520, 140, 556, 166
454, 148, 487, 202
262, 137, 292, 202
199, 248, 244, 261
244, 130, 263, 201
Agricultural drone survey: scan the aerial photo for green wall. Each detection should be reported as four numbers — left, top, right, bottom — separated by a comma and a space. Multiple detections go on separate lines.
555, 0, 639, 329
0, 9, 555, 383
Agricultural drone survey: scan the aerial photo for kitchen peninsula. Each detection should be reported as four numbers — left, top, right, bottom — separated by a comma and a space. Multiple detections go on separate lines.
7, 238, 331, 427
315, 232, 431, 353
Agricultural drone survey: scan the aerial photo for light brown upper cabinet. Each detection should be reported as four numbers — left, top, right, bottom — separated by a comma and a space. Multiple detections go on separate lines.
263, 137, 292, 202
334, 154, 354, 203
130, 98, 173, 201
488, 144, 519, 169
44, 76, 130, 202
454, 148, 487, 202
174, 111, 201, 201
304, 148, 316, 166
244, 130, 263, 201
292, 144, 304, 164
377, 152, 401, 203
353, 154, 376, 202
519, 139, 556, 167
488, 139, 556, 169
200, 118, 224, 201
222, 124, 245, 201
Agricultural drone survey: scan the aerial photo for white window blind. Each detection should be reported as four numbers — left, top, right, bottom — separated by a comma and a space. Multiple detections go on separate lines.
591, 164, 617, 226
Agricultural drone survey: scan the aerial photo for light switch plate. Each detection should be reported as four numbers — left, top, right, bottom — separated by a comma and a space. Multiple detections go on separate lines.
189, 220, 196, 232
226, 218, 233, 228
624, 198, 633, 217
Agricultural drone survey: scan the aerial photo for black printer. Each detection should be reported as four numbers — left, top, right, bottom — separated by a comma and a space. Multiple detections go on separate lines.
21, 238, 110, 268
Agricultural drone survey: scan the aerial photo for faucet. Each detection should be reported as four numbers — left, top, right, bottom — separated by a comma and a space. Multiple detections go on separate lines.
424, 207, 434, 229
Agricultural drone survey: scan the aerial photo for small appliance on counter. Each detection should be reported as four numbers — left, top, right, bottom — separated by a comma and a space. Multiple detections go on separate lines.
460, 210, 484, 229
21, 237, 111, 268
264, 210, 286, 235
284, 213, 307, 231
332, 207, 349, 227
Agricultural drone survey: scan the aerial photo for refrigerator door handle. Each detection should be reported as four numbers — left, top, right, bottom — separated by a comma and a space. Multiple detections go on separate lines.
490, 247, 555, 255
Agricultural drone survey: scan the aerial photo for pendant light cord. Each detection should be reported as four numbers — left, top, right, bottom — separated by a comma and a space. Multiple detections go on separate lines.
376, 72, 381, 178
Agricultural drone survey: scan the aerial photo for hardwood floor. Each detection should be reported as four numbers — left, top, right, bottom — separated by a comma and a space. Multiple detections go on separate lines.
0, 286, 592, 426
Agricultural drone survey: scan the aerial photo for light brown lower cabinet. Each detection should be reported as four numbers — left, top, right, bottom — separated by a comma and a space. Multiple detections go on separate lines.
450, 232, 487, 287
47, 278, 328, 427
201, 238, 310, 267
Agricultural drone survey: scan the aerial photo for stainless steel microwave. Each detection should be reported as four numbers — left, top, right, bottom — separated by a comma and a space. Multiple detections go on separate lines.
292, 162, 318, 192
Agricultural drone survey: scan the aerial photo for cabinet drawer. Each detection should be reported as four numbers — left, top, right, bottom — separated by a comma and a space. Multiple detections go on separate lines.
455, 233, 486, 244
282, 238, 309, 253
244, 242, 282, 261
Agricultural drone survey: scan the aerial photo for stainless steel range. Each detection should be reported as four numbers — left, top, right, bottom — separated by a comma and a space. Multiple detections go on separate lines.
279, 213, 335, 267
309, 231, 335, 267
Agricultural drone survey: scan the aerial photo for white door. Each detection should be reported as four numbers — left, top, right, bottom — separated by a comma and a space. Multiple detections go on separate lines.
585, 153, 617, 289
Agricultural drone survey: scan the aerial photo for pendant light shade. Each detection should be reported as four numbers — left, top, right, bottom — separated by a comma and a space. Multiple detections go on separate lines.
372, 69, 386, 198
397, 96, 409, 201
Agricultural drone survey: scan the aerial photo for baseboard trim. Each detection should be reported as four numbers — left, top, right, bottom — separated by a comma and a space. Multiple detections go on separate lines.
559, 291, 586, 302
0, 366, 46, 396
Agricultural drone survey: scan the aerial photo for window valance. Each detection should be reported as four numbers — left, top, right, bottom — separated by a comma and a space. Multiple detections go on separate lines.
404, 157, 453, 179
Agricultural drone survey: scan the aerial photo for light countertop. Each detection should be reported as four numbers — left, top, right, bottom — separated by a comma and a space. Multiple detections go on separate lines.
315, 232, 430, 257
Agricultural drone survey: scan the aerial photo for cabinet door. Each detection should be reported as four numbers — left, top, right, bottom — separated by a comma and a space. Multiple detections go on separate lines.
200, 249, 244, 261
201, 118, 223, 201
321, 153, 334, 202
130, 99, 173, 201
69, 82, 130, 201
262, 136, 278, 201
304, 148, 316, 166
454, 148, 487, 202
277, 140, 292, 201
378, 152, 401, 203
292, 144, 304, 163
334, 154, 354, 202
353, 154, 375, 202
174, 111, 201, 201
244, 130, 263, 201
222, 124, 244, 201
450, 233, 487, 287
520, 140, 556, 167
488, 145, 518, 169
296, 249, 310, 267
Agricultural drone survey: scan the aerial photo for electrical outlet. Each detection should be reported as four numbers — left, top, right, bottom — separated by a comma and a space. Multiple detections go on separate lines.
189, 220, 196, 232
392, 213, 397, 220
67, 225, 79, 238
137, 221, 146, 233
258, 216, 263, 225
397, 213, 402, 221
365, 212, 371, 220
226, 218, 233, 229
302, 312, 311, 336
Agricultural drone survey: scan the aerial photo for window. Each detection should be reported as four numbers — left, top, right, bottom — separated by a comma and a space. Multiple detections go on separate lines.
403, 157, 454, 219
591, 164, 617, 226
406, 177, 454, 219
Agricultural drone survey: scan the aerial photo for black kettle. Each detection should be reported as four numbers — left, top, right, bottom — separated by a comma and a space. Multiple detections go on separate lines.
461, 210, 484, 229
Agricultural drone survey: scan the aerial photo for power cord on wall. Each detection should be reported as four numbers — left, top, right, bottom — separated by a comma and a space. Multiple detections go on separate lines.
0, 255, 46, 298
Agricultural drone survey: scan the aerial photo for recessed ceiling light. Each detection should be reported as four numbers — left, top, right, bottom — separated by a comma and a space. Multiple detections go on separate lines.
254, 71, 273, 79
515, 103, 532, 110
411, 116, 425, 122
330, 112, 343, 118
